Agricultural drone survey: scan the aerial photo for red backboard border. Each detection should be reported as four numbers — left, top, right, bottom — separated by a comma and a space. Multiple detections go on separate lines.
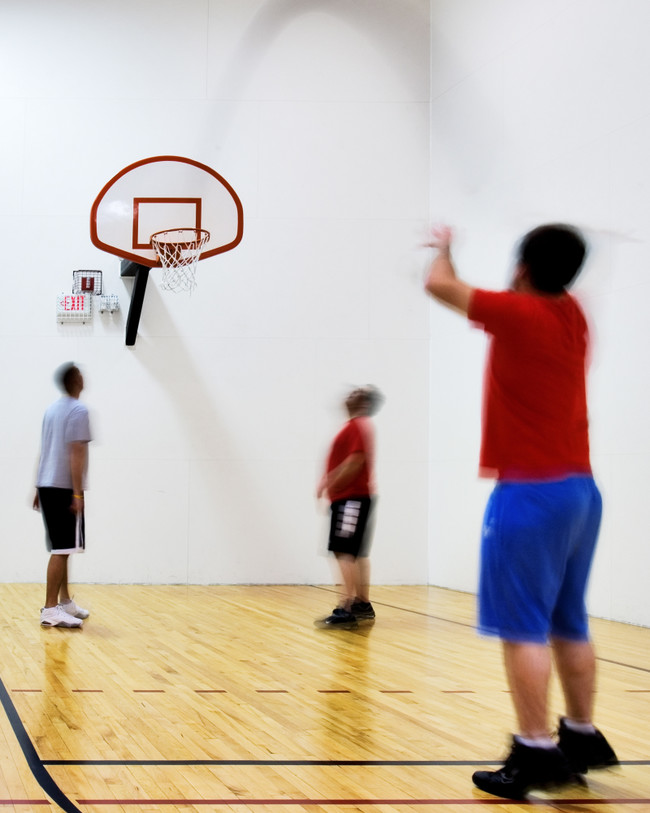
90, 155, 244, 269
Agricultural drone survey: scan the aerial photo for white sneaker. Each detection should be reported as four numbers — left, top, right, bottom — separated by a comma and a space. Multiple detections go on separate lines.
60, 599, 90, 619
40, 605, 83, 628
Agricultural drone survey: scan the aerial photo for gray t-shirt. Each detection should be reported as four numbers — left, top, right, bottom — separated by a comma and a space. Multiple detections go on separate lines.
36, 396, 92, 489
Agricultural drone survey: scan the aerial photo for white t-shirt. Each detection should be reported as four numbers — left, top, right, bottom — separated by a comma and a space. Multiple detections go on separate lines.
36, 396, 92, 489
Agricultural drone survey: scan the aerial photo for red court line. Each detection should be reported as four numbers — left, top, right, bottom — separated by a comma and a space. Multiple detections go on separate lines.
132, 690, 165, 693
195, 689, 227, 693
72, 689, 104, 693
256, 690, 289, 693
76, 798, 650, 807
380, 690, 412, 694
317, 690, 350, 693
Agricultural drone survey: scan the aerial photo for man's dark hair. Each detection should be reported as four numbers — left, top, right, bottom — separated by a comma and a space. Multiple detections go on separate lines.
517, 224, 587, 293
55, 362, 80, 395
360, 385, 384, 417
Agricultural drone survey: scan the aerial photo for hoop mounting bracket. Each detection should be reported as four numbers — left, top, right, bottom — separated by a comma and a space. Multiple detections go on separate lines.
121, 260, 150, 346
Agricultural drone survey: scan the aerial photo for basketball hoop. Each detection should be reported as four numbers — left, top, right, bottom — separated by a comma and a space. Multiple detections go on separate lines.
150, 228, 210, 293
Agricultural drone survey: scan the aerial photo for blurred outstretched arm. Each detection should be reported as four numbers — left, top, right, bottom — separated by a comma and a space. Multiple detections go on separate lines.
424, 225, 474, 315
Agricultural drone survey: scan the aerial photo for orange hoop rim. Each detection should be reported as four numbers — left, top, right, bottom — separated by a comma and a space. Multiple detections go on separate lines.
150, 227, 210, 251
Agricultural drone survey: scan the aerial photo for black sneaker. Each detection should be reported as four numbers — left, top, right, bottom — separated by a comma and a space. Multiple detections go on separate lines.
558, 717, 619, 774
350, 600, 375, 619
315, 607, 358, 629
472, 737, 581, 800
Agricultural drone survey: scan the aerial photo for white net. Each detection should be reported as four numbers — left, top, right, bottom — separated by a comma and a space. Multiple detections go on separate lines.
150, 228, 210, 293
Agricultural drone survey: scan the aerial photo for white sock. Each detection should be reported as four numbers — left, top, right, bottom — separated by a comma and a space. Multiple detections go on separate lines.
516, 735, 557, 750
563, 718, 596, 735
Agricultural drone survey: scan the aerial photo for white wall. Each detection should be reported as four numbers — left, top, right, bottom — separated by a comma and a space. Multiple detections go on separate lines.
428, 0, 650, 626
1, 0, 431, 585
7, 1, 647, 624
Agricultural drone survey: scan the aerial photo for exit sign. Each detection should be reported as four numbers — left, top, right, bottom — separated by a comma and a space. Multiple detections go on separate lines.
56, 293, 92, 322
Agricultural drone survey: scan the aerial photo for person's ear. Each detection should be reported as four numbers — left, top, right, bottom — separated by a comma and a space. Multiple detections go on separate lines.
511, 263, 528, 291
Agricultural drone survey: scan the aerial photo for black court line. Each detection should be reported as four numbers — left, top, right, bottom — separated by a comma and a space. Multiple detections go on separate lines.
597, 657, 650, 675
3, 589, 649, 811
14, 682, 649, 812
311, 586, 477, 629
0, 675, 82, 813
46, 759, 499, 766
310, 587, 650, 674
75, 798, 650, 807
43, 758, 649, 767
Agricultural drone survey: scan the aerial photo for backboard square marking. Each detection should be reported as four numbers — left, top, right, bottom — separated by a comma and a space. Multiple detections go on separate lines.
132, 197, 202, 250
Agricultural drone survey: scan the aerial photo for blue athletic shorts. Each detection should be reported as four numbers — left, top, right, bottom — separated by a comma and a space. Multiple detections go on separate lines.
478, 476, 602, 644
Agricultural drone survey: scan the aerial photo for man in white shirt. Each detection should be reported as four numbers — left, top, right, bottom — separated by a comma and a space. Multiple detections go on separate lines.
34, 363, 92, 628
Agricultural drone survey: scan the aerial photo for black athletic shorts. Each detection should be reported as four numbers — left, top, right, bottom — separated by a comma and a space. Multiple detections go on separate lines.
328, 496, 374, 558
38, 487, 85, 554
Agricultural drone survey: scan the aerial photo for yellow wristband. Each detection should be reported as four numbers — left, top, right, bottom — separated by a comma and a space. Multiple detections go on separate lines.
73, 493, 83, 499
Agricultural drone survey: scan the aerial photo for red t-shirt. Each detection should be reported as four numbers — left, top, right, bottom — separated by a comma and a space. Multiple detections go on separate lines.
468, 289, 592, 481
325, 417, 375, 501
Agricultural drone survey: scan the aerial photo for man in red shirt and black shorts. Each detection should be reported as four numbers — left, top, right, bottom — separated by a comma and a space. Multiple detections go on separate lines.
316, 386, 383, 628
424, 224, 618, 799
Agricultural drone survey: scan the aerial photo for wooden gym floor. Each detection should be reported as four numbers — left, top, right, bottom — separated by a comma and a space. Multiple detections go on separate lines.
0, 584, 647, 812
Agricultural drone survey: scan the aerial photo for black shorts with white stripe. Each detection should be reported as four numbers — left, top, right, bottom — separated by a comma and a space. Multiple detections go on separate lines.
38, 487, 86, 554
328, 496, 374, 558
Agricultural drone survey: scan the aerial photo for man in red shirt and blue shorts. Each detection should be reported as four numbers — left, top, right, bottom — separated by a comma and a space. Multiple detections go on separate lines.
316, 386, 382, 628
424, 224, 618, 799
